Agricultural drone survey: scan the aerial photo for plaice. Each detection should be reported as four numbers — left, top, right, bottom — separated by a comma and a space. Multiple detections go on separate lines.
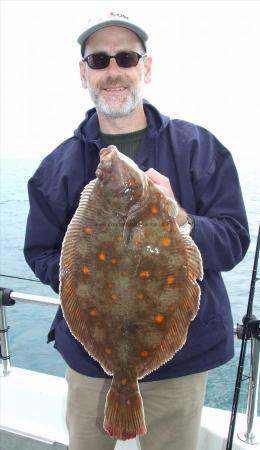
59, 145, 203, 440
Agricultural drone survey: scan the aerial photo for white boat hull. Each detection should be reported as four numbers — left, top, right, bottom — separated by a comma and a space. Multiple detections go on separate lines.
1, 367, 259, 450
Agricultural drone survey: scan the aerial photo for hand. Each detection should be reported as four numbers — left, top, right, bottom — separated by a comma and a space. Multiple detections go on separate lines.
145, 168, 188, 226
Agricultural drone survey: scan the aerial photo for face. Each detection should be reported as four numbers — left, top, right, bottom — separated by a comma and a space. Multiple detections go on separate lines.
79, 26, 152, 118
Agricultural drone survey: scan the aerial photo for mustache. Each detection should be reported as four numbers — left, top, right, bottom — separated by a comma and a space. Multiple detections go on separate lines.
99, 76, 130, 89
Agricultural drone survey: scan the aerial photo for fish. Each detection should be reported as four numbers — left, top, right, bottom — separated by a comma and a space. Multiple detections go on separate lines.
59, 145, 203, 440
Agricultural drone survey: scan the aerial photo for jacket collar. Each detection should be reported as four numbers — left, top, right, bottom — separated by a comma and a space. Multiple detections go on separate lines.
74, 100, 170, 146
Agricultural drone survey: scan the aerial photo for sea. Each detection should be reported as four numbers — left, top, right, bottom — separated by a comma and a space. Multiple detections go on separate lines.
0, 158, 259, 415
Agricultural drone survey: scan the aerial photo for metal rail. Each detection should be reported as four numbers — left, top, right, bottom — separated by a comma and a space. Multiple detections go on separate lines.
238, 330, 260, 445
0, 288, 59, 376
10, 291, 60, 306
0, 294, 11, 375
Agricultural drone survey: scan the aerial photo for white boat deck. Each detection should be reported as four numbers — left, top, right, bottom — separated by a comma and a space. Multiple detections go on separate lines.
0, 367, 259, 450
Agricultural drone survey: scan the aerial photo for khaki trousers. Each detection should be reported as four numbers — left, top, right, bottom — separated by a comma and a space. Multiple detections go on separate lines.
65, 366, 208, 450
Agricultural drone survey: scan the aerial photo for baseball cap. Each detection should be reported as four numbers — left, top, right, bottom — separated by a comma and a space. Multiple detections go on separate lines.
77, 12, 149, 56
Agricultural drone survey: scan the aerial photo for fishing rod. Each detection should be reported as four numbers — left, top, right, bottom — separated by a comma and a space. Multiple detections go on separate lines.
226, 223, 260, 450
0, 273, 40, 283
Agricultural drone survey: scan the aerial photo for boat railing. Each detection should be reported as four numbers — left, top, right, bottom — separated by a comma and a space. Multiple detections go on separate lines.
0, 288, 60, 376
0, 286, 259, 447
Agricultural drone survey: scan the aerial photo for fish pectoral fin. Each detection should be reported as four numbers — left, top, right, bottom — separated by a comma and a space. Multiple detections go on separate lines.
126, 199, 149, 225
123, 199, 148, 245
123, 221, 145, 250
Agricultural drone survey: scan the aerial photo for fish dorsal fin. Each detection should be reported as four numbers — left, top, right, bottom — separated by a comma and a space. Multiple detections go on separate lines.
59, 179, 111, 361
60, 179, 97, 270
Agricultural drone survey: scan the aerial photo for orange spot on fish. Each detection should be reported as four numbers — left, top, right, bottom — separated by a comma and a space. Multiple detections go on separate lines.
140, 350, 149, 358
98, 253, 106, 261
162, 238, 171, 247
83, 227, 92, 235
89, 308, 97, 317
168, 305, 175, 312
111, 293, 119, 301
154, 313, 165, 324
121, 378, 128, 385
107, 282, 113, 289
83, 265, 90, 274
111, 258, 117, 264
139, 271, 151, 279
167, 275, 175, 285
151, 206, 159, 215
105, 347, 112, 355
137, 292, 144, 300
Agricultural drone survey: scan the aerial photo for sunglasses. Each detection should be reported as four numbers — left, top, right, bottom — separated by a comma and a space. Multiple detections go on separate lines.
83, 51, 147, 70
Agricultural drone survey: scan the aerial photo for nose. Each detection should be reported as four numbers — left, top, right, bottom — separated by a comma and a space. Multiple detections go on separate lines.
105, 56, 122, 74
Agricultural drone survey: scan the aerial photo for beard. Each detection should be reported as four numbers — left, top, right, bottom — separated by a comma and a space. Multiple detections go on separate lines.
88, 76, 144, 118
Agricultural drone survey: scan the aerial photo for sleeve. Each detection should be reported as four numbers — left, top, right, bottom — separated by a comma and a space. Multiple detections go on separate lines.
192, 149, 250, 272
23, 165, 70, 294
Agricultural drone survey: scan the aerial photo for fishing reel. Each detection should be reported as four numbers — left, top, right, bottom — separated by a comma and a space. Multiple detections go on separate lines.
235, 316, 260, 341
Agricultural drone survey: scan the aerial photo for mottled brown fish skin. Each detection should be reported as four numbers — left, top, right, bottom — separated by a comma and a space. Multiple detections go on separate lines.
60, 145, 203, 440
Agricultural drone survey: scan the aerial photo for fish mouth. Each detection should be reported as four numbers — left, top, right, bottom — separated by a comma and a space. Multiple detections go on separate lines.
96, 146, 118, 181
99, 145, 118, 160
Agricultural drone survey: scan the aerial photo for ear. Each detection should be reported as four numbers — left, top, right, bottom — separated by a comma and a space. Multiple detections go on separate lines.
79, 61, 88, 89
144, 56, 152, 84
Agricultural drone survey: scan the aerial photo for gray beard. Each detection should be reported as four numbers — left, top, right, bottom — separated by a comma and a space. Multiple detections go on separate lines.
88, 81, 144, 118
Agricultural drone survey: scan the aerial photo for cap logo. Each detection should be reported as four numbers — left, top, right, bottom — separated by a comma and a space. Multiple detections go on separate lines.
109, 12, 129, 20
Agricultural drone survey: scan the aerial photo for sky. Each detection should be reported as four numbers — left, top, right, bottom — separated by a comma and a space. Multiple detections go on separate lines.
1, 0, 260, 171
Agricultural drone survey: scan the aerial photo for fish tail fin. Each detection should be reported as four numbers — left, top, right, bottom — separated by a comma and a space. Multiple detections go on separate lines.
103, 376, 146, 440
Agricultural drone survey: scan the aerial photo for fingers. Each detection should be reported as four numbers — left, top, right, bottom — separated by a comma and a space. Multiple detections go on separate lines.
145, 168, 175, 199
145, 168, 188, 226
145, 168, 169, 185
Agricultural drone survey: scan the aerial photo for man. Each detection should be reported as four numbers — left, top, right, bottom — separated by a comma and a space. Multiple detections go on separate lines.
24, 12, 250, 450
